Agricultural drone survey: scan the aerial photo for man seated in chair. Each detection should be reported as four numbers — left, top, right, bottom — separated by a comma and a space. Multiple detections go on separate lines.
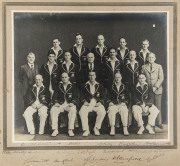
107, 72, 130, 136
132, 74, 160, 135
79, 71, 106, 137
50, 72, 77, 137
23, 74, 50, 135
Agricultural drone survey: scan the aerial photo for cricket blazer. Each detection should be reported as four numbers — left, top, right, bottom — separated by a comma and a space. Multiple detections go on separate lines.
25, 84, 51, 107
132, 83, 154, 107
52, 82, 77, 105
107, 83, 130, 106
80, 81, 105, 106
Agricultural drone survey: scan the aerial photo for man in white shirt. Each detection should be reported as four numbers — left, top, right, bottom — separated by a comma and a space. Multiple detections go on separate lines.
23, 74, 50, 135
79, 71, 106, 136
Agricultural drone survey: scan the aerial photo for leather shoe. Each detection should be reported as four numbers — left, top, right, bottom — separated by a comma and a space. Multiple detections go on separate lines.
82, 130, 89, 137
51, 129, 58, 137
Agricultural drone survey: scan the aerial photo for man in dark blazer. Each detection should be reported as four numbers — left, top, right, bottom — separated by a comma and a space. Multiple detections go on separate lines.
69, 33, 90, 71
23, 74, 50, 135
91, 34, 109, 66
136, 39, 151, 68
79, 71, 106, 137
116, 38, 130, 83
19, 52, 40, 108
107, 72, 130, 136
50, 72, 78, 137
40, 52, 60, 98
125, 50, 141, 91
48, 38, 65, 66
59, 51, 78, 87
104, 48, 121, 90
81, 52, 104, 85
132, 74, 159, 135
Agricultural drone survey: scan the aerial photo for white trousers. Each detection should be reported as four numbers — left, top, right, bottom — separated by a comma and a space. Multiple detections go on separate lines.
50, 103, 77, 130
23, 105, 48, 133
79, 99, 106, 131
108, 104, 129, 127
132, 104, 159, 127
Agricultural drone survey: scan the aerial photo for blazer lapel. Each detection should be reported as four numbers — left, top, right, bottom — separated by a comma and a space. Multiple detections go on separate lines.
52, 64, 58, 73
62, 63, 67, 72
127, 63, 134, 73
39, 86, 44, 95
94, 83, 99, 94
85, 84, 91, 95
57, 50, 63, 58
112, 84, 118, 95
95, 47, 101, 56
73, 46, 79, 57
66, 84, 72, 93
124, 49, 129, 59
44, 64, 50, 74
32, 86, 37, 97
69, 63, 74, 73
81, 45, 85, 56
106, 61, 113, 71
59, 83, 65, 94
114, 61, 120, 71
102, 46, 107, 56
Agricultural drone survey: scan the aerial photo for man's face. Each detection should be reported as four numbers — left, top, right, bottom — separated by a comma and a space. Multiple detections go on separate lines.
109, 49, 117, 59
48, 54, 55, 63
119, 38, 127, 48
61, 73, 69, 83
35, 75, 43, 87
27, 54, 35, 64
129, 51, 136, 61
142, 41, 149, 50
114, 74, 122, 84
97, 35, 105, 46
87, 53, 95, 63
89, 72, 96, 82
64, 52, 72, 61
138, 75, 146, 85
76, 35, 83, 45
53, 39, 60, 48
148, 54, 156, 64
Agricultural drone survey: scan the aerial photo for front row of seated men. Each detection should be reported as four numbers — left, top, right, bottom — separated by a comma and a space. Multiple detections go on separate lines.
23, 71, 160, 137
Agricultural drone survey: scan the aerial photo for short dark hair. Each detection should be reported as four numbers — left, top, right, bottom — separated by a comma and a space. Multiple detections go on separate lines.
47, 50, 55, 56
109, 47, 117, 52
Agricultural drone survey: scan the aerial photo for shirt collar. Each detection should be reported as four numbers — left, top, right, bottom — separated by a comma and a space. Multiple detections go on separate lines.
59, 81, 72, 85
140, 49, 150, 53
136, 82, 148, 87
114, 82, 122, 87
126, 60, 138, 64
47, 61, 57, 65
63, 60, 73, 64
86, 80, 98, 86
117, 47, 128, 50
33, 83, 44, 88
107, 57, 119, 61
51, 46, 62, 50
96, 44, 105, 48
28, 63, 34, 68
74, 43, 83, 47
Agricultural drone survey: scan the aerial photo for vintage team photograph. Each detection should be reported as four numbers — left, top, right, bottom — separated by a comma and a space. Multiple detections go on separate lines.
13, 11, 168, 143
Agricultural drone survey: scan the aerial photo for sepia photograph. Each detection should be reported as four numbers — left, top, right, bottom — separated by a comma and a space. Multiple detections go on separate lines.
1, 1, 179, 166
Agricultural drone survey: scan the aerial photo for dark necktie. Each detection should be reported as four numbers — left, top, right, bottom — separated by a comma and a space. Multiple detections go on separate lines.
150, 64, 152, 72
90, 63, 93, 71
31, 65, 33, 70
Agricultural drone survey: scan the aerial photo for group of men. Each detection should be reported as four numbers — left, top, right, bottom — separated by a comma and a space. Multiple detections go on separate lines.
19, 33, 164, 137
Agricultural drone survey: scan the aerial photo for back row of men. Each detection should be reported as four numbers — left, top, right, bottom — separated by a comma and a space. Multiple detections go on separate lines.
19, 34, 164, 137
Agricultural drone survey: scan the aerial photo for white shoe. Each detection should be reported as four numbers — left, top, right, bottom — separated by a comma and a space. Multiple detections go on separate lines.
146, 124, 155, 134
39, 131, 44, 135
82, 130, 90, 137
110, 126, 115, 136
68, 130, 74, 137
30, 130, 35, 135
51, 129, 58, 137
123, 127, 129, 136
137, 126, 144, 135
94, 127, 100, 136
